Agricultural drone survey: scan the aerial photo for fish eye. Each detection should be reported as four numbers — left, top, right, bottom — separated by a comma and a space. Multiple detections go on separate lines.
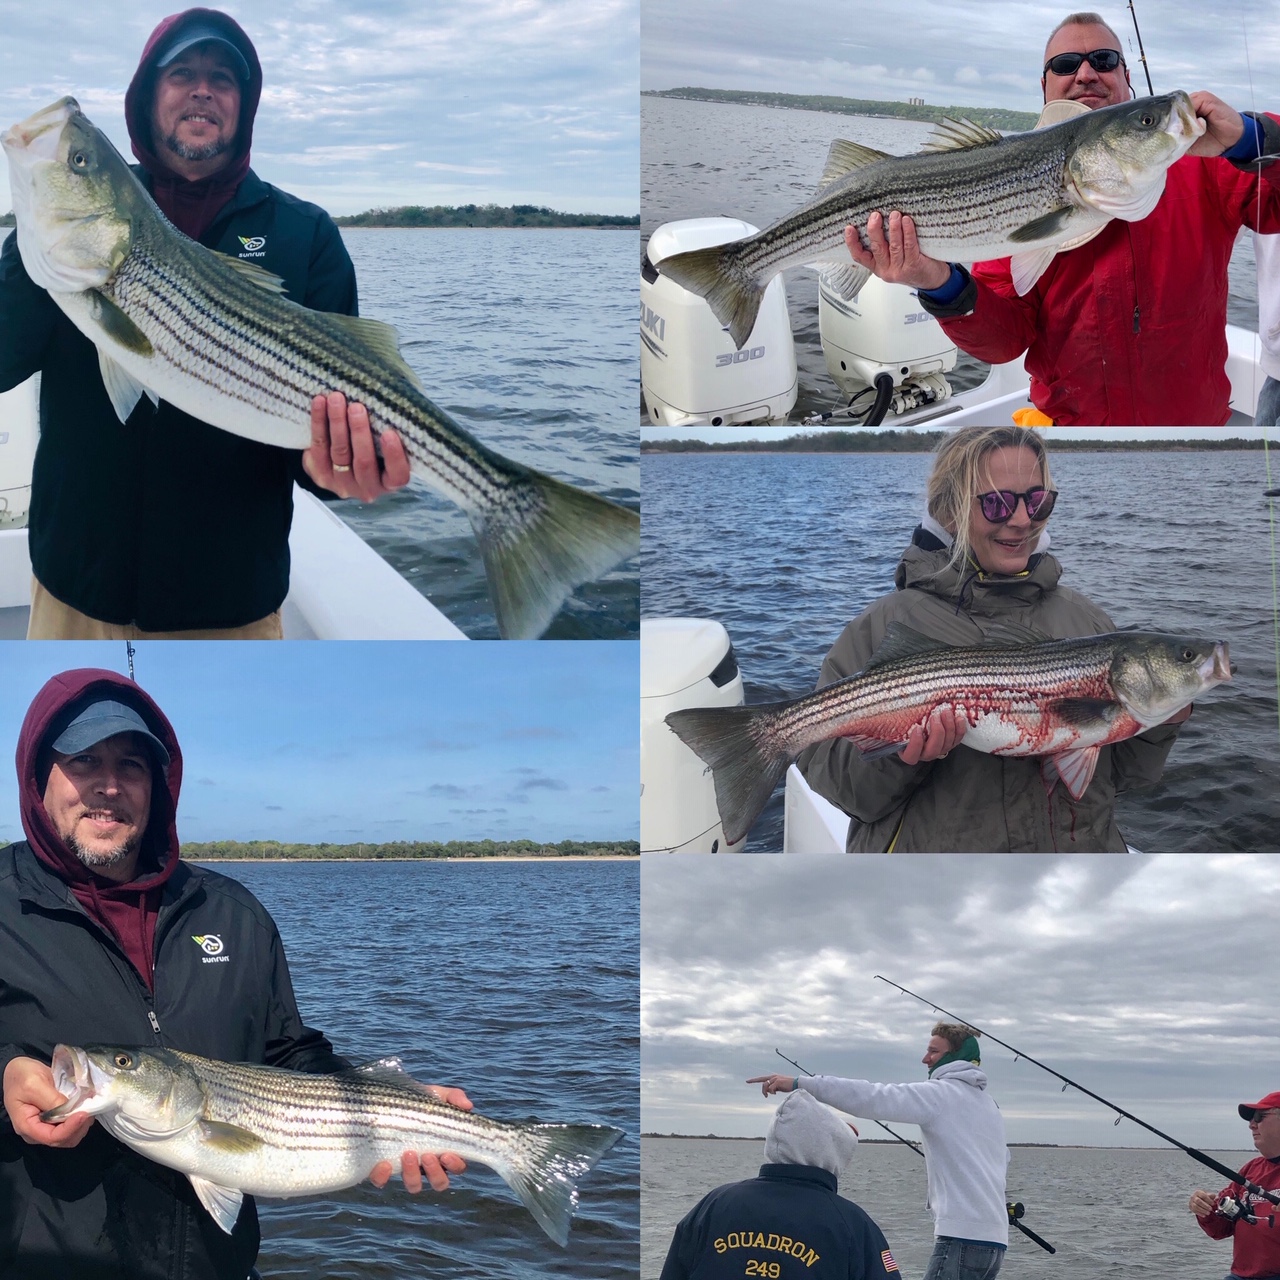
114, 1052, 133, 1069
1140, 112, 1156, 127
71, 151, 88, 169
1180, 647, 1196, 662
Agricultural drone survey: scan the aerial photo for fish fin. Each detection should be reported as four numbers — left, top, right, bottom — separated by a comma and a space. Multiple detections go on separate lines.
862, 622, 953, 671
817, 138, 891, 189
656, 244, 762, 349
817, 262, 872, 301
978, 620, 1053, 647
470, 470, 639, 639
1008, 206, 1077, 245
88, 291, 154, 356
97, 352, 154, 424
326, 315, 425, 391
493, 1123, 623, 1247
920, 117, 1003, 153
847, 733, 910, 760
1041, 744, 1101, 799
1009, 246, 1060, 296
664, 702, 796, 845
199, 1119, 266, 1154
188, 1173, 245, 1234
218, 253, 289, 294
1050, 697, 1122, 730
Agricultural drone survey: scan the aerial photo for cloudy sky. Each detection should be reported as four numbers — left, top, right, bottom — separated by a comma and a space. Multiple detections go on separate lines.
0, 0, 637, 217
643, 0, 1280, 114
643, 854, 1279, 1151
0, 641, 638, 844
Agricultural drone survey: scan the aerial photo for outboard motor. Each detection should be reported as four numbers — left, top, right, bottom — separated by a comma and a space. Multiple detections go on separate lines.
642, 218, 797, 427
640, 618, 745, 852
0, 376, 37, 529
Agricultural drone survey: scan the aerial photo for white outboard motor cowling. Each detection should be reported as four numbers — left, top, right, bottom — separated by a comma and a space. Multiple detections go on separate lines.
640, 618, 745, 852
642, 218, 797, 427
0, 376, 38, 529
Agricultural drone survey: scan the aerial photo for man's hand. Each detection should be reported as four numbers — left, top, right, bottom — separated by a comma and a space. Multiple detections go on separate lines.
899, 704, 971, 765
3, 1056, 94, 1148
368, 1086, 472, 1192
746, 1074, 797, 1097
1188, 1189, 1219, 1218
845, 213, 953, 292
1188, 91, 1245, 157
303, 392, 411, 502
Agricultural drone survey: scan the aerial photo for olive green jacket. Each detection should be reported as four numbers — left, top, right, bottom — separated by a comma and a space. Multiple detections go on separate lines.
797, 540, 1180, 852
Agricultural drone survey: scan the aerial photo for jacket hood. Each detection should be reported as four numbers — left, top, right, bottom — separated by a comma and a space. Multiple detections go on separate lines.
124, 8, 262, 235
16, 669, 183, 891
763, 1089, 858, 1176
930, 1060, 989, 1090
896, 535, 1063, 616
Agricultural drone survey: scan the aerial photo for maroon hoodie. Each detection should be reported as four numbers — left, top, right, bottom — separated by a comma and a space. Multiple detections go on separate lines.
123, 8, 264, 241
16, 670, 183, 992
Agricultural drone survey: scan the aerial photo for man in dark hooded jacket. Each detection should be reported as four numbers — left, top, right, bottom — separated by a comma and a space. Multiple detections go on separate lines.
0, 669, 467, 1280
0, 8, 410, 638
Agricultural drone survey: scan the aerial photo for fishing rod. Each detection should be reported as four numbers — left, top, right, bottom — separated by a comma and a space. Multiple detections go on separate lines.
875, 975, 1280, 1208
1126, 0, 1155, 96
774, 1049, 1056, 1253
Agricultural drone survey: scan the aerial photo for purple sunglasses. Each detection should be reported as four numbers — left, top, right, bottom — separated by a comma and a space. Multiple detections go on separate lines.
976, 488, 1058, 523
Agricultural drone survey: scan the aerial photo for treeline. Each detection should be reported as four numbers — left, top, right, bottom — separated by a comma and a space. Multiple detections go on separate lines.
642, 433, 1272, 454
644, 88, 1039, 132
335, 203, 638, 229
181, 839, 638, 859
0, 213, 13, 228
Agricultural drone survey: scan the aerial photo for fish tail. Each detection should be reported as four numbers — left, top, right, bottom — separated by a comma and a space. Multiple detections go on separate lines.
471, 469, 640, 639
664, 703, 795, 845
656, 244, 763, 350
498, 1122, 623, 1246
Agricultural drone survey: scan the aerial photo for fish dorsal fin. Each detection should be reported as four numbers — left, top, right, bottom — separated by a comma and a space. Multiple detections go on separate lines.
978, 620, 1051, 647
818, 138, 892, 189
920, 118, 1003, 153
188, 1173, 245, 1234
97, 351, 159, 425
217, 253, 288, 294
347, 1058, 438, 1095
1041, 744, 1102, 799
198, 1119, 266, 1154
863, 622, 954, 671
326, 314, 425, 391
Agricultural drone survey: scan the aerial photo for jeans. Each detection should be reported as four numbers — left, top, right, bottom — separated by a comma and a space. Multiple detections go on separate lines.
922, 1237, 1005, 1280
1255, 374, 1280, 426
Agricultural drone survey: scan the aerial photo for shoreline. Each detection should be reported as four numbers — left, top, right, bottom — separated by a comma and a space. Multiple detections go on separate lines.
186, 855, 637, 863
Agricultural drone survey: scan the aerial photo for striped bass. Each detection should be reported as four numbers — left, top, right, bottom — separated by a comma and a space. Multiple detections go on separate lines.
665, 625, 1231, 846
42, 1043, 622, 1246
654, 93, 1206, 349
1, 97, 639, 639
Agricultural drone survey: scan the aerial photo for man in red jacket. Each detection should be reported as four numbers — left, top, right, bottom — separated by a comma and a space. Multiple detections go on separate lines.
1188, 1092, 1280, 1279
845, 11, 1280, 425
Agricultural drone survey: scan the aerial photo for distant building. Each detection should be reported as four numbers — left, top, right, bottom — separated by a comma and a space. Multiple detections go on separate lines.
908, 96, 925, 106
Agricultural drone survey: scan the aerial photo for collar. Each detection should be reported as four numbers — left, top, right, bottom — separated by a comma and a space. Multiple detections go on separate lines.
12, 839, 201, 918
757, 1163, 838, 1191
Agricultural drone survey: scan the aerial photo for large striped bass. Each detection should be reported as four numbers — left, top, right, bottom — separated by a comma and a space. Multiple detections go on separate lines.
665, 626, 1231, 846
655, 93, 1205, 349
2, 97, 639, 639
42, 1043, 622, 1246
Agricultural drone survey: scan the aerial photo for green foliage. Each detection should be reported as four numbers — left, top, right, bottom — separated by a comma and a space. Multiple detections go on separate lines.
180, 839, 639, 860
644, 87, 1039, 132
0, 212, 14, 227
334, 204, 639, 229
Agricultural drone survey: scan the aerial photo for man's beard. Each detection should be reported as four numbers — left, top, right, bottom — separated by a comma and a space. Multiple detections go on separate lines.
160, 130, 234, 164
68, 832, 140, 872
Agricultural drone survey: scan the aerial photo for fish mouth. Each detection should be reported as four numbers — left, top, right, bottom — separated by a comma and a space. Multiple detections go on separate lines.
1, 97, 79, 159
1171, 92, 1208, 144
41, 1044, 103, 1122
1202, 642, 1232, 684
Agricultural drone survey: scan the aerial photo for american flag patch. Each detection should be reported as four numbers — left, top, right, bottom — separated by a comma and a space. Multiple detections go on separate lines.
881, 1249, 899, 1273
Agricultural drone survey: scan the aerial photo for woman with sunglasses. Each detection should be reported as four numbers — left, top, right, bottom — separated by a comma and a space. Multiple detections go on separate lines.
798, 425, 1190, 852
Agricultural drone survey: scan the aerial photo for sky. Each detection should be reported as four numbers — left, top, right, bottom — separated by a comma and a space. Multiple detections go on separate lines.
642, 854, 1280, 1151
0, 641, 638, 845
0, 0, 638, 217
642, 0, 1280, 115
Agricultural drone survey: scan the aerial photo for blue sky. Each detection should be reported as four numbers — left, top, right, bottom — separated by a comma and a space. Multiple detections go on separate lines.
0, 0, 637, 216
0, 642, 638, 845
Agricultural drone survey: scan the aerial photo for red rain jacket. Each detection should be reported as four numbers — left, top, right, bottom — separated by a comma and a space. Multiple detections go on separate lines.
930, 125, 1280, 425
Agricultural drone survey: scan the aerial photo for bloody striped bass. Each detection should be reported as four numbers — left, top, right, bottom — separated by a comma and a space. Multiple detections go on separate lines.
665, 626, 1231, 846
654, 93, 1205, 349
2, 97, 639, 640
42, 1043, 622, 1246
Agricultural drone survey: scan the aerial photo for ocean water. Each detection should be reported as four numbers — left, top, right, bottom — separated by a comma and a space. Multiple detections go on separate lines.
640, 448, 1280, 852
641, 1136, 1256, 1280
336, 228, 639, 639
197, 859, 638, 1280
640, 95, 1262, 421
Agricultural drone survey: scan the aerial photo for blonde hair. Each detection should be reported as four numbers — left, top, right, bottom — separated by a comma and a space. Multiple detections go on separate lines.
932, 1022, 981, 1052
925, 425, 1053, 573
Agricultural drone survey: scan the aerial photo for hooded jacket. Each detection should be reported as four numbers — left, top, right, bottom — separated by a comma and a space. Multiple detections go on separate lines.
0, 9, 358, 631
0, 669, 344, 1280
800, 1062, 1010, 1246
797, 531, 1181, 852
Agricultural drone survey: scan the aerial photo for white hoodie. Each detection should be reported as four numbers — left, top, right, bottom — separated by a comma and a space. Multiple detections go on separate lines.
799, 1061, 1009, 1244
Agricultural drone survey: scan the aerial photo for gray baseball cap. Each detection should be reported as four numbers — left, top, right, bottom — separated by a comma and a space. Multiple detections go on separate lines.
50, 698, 170, 770
155, 23, 251, 82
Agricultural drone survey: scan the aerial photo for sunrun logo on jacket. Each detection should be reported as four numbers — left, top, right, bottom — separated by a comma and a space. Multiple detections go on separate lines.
192, 934, 229, 963
237, 235, 267, 257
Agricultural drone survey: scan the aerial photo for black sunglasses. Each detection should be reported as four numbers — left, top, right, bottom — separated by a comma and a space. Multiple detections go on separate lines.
976, 488, 1058, 523
1043, 48, 1124, 76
